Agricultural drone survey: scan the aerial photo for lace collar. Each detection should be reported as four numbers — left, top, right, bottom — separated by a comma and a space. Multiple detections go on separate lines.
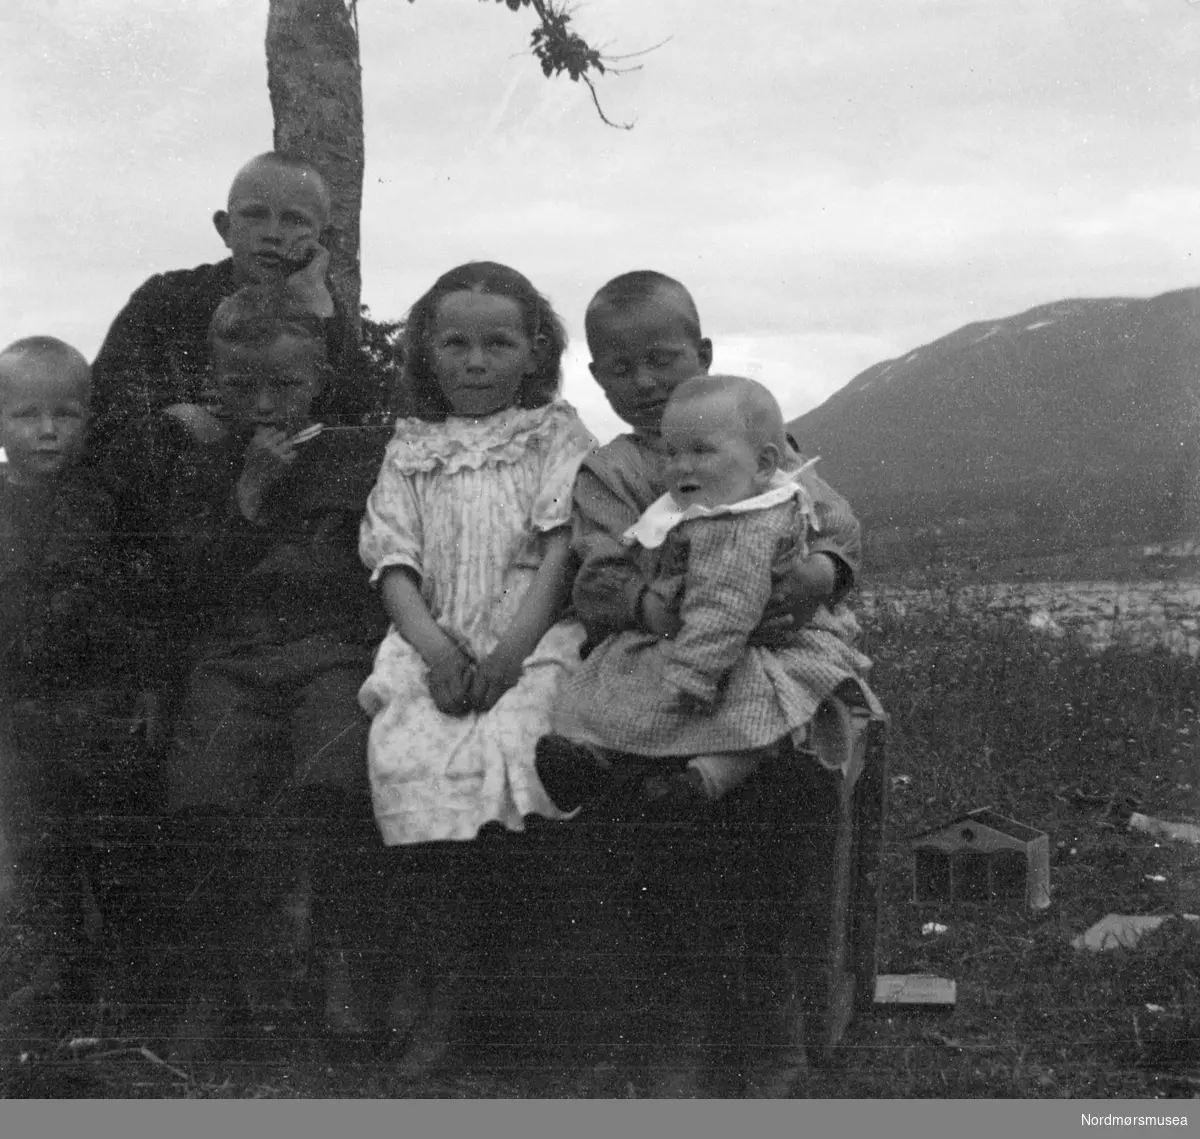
384, 400, 582, 475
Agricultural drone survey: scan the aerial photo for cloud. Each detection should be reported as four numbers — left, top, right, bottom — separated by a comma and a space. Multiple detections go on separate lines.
5, 0, 1199, 389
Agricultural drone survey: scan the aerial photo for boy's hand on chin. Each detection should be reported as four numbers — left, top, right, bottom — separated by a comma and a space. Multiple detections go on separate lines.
284, 238, 330, 277
235, 427, 297, 520
284, 240, 334, 319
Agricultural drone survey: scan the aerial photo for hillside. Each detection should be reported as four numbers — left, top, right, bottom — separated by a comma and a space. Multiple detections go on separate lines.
787, 287, 1200, 571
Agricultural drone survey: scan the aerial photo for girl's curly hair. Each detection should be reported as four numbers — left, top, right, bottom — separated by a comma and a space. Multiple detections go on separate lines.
402, 261, 566, 421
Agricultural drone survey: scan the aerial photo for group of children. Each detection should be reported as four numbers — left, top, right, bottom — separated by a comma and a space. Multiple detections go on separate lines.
0, 150, 879, 1096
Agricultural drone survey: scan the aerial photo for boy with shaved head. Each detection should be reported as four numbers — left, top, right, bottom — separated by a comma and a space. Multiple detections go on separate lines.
89, 152, 367, 452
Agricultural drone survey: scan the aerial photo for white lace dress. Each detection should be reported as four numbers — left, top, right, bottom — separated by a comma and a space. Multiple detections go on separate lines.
358, 400, 596, 845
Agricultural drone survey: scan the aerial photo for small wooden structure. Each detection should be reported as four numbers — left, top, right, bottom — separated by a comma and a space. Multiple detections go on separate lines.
911, 807, 1050, 910
874, 974, 956, 1008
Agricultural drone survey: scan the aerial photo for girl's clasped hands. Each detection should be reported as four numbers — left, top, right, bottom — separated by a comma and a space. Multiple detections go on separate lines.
426, 636, 524, 716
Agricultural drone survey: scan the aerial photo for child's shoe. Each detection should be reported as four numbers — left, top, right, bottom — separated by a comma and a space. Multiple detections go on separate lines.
534, 735, 614, 812
641, 768, 711, 821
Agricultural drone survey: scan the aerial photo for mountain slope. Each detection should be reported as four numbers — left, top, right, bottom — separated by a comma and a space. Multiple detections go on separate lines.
787, 287, 1200, 562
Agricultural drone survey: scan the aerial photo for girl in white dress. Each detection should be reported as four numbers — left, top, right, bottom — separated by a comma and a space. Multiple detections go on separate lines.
357, 262, 595, 1061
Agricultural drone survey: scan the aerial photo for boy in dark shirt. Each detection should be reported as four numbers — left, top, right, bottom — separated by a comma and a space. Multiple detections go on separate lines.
0, 337, 130, 994
89, 152, 368, 457
1, 339, 102, 689
131, 283, 384, 1057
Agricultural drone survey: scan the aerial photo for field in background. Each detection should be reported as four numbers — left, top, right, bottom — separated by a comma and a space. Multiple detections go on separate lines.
861, 579, 1200, 658
817, 589, 1199, 1098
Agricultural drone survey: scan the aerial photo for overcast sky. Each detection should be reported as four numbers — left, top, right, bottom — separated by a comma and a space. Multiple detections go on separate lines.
4, 0, 1199, 441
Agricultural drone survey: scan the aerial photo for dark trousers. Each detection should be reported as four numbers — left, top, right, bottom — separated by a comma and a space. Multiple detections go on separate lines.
162, 630, 378, 1004
167, 632, 371, 814
1, 688, 152, 977
165, 789, 384, 1002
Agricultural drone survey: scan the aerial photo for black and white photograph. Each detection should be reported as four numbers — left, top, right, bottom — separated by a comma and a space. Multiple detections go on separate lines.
1, 0, 1198, 1119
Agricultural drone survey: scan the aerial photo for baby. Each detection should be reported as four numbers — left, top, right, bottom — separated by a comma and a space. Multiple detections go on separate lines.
551, 374, 878, 803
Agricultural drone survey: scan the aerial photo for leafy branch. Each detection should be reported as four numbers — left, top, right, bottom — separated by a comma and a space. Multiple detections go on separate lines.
383, 0, 656, 128
472, 0, 656, 128
508, 0, 663, 129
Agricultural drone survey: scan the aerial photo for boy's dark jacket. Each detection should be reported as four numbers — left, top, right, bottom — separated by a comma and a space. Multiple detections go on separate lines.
104, 419, 385, 688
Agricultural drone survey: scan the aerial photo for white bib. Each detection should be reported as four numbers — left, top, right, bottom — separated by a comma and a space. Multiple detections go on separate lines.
623, 459, 820, 550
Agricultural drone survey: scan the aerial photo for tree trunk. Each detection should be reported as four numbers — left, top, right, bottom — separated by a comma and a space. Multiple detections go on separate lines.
266, 0, 363, 340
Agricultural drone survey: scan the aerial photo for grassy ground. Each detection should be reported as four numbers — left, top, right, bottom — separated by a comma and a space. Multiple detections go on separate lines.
2, 588, 1197, 1099
809, 591, 1199, 1099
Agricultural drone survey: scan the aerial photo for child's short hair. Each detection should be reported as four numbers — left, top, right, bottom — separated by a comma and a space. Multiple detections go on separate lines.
228, 152, 332, 224
209, 284, 329, 358
584, 270, 703, 346
668, 374, 791, 455
0, 337, 91, 398
402, 261, 567, 421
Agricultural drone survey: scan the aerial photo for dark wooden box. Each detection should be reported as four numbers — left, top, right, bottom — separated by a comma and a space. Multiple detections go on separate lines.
516, 686, 888, 1083
712, 688, 888, 1065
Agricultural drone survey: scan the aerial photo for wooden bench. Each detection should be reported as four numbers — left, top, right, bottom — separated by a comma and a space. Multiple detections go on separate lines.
20, 424, 888, 1095
503, 688, 887, 1095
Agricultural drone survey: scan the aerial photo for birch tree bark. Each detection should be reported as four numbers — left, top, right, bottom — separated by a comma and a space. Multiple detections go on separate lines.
265, 0, 629, 349
266, 0, 364, 339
